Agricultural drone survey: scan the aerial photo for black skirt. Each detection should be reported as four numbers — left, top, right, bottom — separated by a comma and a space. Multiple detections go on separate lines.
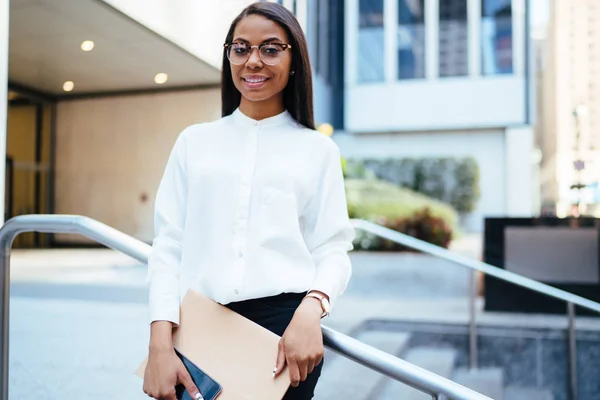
225, 292, 324, 400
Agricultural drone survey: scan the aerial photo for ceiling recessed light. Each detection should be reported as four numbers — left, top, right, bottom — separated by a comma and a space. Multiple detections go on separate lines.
154, 73, 168, 84
81, 40, 95, 52
63, 81, 75, 92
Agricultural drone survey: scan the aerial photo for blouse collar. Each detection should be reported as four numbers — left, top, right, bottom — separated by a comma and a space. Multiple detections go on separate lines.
231, 107, 295, 128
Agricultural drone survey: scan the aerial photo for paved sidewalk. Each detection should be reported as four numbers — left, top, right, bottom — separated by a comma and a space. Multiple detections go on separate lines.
9, 298, 149, 400
10, 248, 146, 286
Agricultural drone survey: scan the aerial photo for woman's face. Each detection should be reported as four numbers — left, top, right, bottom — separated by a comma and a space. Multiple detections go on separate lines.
229, 14, 292, 106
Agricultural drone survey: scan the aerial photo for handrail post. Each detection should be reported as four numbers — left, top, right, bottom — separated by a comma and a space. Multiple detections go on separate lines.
567, 302, 578, 400
0, 214, 152, 400
469, 270, 478, 370
0, 226, 16, 400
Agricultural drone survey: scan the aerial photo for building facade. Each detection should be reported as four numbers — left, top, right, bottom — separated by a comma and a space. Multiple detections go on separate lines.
335, 0, 535, 232
537, 0, 600, 217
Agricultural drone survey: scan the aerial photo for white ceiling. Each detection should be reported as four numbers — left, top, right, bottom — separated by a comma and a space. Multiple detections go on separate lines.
8, 0, 221, 97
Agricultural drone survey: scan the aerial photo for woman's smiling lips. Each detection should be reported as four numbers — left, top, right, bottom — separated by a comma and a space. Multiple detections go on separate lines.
242, 75, 269, 89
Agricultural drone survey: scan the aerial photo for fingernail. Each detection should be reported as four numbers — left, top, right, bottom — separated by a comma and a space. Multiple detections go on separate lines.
272, 367, 277, 378
195, 393, 203, 400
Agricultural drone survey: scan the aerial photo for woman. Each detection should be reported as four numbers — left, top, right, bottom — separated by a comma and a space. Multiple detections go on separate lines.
142, 3, 354, 400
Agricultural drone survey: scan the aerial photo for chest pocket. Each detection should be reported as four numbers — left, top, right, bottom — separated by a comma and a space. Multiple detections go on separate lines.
256, 187, 303, 249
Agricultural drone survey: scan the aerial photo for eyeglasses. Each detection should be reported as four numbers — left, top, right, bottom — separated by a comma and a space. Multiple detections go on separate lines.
224, 42, 292, 66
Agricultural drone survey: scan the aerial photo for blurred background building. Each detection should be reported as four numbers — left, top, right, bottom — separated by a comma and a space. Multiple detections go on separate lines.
335, 0, 534, 233
536, 0, 600, 218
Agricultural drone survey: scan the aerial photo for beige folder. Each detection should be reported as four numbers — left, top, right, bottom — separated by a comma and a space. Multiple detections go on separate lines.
136, 289, 291, 399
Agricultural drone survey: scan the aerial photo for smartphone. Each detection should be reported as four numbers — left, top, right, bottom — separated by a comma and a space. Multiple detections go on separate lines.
174, 348, 223, 400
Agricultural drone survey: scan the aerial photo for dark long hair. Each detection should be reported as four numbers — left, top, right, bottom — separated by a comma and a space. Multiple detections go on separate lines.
221, 2, 315, 130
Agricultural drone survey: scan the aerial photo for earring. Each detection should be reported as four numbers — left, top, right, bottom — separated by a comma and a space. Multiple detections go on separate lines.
290, 70, 295, 76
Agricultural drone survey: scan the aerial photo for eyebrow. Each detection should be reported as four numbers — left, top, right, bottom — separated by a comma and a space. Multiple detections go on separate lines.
233, 36, 284, 44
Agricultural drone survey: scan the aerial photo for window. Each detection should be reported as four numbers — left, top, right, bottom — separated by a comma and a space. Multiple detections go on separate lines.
439, 0, 468, 77
481, 0, 513, 75
397, 0, 425, 79
358, 0, 385, 82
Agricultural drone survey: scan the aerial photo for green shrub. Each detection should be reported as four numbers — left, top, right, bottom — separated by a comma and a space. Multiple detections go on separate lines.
345, 178, 458, 251
451, 158, 480, 213
346, 157, 480, 213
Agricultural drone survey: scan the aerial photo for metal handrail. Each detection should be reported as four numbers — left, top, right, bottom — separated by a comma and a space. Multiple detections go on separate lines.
0, 214, 491, 400
351, 218, 600, 400
352, 219, 600, 313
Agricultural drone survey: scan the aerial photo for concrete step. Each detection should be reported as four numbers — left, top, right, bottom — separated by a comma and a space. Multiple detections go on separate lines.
503, 385, 554, 400
377, 346, 458, 400
314, 330, 410, 400
452, 367, 504, 400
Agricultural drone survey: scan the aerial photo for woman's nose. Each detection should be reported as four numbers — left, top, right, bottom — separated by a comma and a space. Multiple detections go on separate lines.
246, 47, 263, 68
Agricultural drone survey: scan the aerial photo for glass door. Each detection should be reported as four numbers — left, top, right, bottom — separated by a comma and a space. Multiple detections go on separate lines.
6, 89, 53, 248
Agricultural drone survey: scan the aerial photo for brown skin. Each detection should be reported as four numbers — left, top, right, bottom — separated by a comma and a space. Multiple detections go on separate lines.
143, 14, 326, 398
231, 14, 292, 121
143, 322, 201, 399
274, 294, 327, 387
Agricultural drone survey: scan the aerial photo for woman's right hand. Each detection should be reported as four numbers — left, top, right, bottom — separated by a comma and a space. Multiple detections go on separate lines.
143, 321, 201, 400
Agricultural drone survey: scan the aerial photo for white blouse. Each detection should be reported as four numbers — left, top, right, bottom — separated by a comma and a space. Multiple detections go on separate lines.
148, 108, 355, 325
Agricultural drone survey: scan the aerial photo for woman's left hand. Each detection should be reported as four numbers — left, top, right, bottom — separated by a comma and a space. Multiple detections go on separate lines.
273, 297, 324, 387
